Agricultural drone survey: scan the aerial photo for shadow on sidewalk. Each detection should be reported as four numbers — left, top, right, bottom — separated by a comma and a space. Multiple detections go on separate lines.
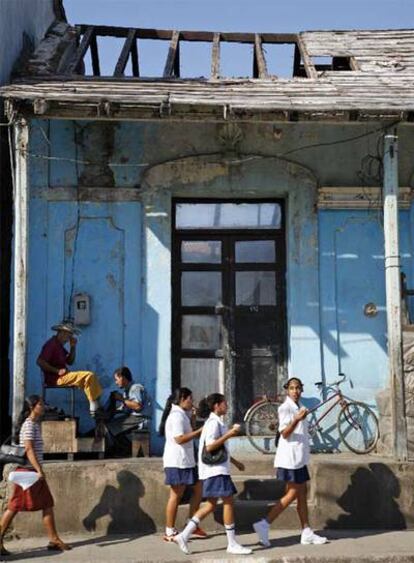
325, 463, 406, 533
82, 470, 156, 535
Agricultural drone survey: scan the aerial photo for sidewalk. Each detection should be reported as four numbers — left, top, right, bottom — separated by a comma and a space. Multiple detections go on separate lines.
2, 530, 414, 562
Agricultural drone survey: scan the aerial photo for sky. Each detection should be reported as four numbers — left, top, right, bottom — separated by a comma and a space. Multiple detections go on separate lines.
63, 0, 414, 77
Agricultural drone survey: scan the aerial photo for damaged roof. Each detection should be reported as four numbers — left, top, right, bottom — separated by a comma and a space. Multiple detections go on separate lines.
2, 22, 414, 122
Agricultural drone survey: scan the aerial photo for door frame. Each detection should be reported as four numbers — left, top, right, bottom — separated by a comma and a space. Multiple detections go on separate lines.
171, 198, 287, 418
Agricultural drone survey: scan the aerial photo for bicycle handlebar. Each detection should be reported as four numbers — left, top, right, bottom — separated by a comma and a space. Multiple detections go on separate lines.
315, 373, 346, 389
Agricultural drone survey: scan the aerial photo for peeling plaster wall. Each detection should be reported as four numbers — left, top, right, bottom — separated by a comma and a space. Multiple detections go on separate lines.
0, 0, 56, 86
21, 118, 414, 450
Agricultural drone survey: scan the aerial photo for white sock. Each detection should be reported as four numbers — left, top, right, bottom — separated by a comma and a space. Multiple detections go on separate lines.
302, 526, 312, 535
89, 400, 100, 412
261, 518, 270, 528
165, 526, 176, 537
181, 517, 199, 542
225, 523, 237, 547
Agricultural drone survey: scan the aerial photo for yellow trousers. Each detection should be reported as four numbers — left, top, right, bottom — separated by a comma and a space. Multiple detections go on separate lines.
57, 371, 102, 402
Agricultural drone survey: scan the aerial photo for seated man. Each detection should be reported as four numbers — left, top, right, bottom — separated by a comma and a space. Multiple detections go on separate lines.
104, 366, 149, 444
37, 321, 103, 417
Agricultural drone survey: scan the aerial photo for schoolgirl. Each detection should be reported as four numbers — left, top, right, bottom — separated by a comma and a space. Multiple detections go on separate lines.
159, 387, 206, 542
173, 393, 252, 555
253, 377, 328, 547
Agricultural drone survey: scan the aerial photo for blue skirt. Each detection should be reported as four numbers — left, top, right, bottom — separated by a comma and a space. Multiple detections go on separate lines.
276, 465, 310, 484
164, 467, 197, 486
202, 475, 237, 498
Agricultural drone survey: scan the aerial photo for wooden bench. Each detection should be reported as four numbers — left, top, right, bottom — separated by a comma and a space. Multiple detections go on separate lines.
41, 420, 104, 460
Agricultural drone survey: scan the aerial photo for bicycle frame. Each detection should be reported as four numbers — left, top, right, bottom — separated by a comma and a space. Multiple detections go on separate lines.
307, 388, 347, 434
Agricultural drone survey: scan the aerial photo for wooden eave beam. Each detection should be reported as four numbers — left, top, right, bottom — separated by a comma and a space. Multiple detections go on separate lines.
163, 30, 180, 77
211, 33, 220, 79
114, 28, 137, 77
254, 34, 268, 78
76, 24, 297, 44
68, 26, 95, 74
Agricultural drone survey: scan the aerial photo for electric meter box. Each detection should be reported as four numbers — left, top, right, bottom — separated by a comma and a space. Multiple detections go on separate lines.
73, 293, 91, 325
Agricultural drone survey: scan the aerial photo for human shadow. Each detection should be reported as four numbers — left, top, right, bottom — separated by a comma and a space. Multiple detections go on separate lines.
325, 463, 406, 531
82, 470, 156, 535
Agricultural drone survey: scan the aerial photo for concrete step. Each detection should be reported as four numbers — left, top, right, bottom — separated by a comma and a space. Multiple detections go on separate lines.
3, 453, 413, 537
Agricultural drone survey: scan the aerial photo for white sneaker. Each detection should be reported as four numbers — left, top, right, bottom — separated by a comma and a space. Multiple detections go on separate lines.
227, 543, 252, 555
301, 530, 328, 545
253, 519, 270, 547
173, 533, 190, 554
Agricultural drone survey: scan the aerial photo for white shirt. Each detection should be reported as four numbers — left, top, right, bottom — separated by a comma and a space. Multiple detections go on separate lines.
163, 404, 195, 469
274, 396, 310, 470
198, 412, 230, 480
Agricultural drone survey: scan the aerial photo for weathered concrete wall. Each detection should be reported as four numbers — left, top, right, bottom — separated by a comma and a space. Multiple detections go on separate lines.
2, 456, 413, 536
18, 119, 414, 450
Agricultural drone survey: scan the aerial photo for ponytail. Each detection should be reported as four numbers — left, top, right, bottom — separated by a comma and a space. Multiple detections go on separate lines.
158, 387, 192, 437
13, 394, 41, 444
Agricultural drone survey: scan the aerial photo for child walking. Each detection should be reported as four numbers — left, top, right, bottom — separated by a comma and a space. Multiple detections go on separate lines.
173, 393, 252, 555
253, 377, 327, 547
159, 387, 207, 542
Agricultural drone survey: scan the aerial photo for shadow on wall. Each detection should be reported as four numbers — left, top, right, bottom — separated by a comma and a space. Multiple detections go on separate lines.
326, 463, 406, 529
82, 470, 156, 535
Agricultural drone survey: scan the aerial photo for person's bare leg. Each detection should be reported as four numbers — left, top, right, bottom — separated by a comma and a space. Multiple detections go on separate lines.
0, 510, 17, 554
189, 481, 202, 517
166, 485, 185, 528
42, 507, 71, 550
222, 495, 234, 526
266, 482, 299, 524
296, 483, 310, 529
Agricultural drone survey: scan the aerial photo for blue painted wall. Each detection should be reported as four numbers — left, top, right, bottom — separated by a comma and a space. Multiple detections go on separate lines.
18, 118, 414, 451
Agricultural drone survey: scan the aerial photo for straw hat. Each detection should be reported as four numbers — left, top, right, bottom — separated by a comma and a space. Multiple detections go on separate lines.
51, 321, 81, 335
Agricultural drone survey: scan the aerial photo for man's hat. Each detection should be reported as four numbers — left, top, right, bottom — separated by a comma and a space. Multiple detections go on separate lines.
51, 321, 81, 335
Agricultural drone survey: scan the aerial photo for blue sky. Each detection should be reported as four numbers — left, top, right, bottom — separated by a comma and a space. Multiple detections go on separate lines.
63, 0, 414, 77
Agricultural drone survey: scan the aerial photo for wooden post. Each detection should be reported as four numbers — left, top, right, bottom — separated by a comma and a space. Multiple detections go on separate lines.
383, 133, 408, 461
12, 118, 29, 433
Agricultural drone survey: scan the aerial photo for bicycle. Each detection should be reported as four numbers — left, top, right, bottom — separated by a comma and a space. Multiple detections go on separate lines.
308, 374, 379, 454
244, 373, 380, 455
244, 394, 282, 455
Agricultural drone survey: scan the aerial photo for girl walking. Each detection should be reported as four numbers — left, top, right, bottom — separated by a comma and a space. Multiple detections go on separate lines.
173, 393, 251, 555
0, 395, 71, 556
160, 387, 207, 542
253, 377, 327, 547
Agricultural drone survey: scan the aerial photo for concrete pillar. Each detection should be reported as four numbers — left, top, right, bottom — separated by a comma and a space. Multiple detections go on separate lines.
383, 133, 408, 461
12, 118, 29, 432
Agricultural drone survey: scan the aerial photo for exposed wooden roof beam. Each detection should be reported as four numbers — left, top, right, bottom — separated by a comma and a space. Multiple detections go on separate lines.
68, 26, 95, 74
297, 35, 317, 79
254, 34, 268, 78
211, 33, 220, 79
90, 33, 100, 76
163, 30, 180, 77
114, 28, 137, 77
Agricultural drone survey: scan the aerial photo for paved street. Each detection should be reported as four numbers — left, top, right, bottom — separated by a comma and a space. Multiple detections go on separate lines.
2, 530, 414, 562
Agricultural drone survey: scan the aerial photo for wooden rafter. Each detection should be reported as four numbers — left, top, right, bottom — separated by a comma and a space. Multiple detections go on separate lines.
114, 28, 137, 77
297, 35, 317, 79
68, 26, 95, 74
90, 33, 100, 76
254, 34, 268, 78
163, 31, 180, 77
211, 33, 220, 79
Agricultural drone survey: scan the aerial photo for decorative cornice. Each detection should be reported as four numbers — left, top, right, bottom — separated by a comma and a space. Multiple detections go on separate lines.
318, 186, 412, 209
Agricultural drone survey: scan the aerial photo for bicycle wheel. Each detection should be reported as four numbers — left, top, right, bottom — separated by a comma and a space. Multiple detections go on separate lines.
337, 401, 379, 454
245, 401, 280, 455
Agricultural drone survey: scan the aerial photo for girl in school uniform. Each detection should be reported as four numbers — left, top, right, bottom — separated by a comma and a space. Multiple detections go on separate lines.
159, 387, 207, 542
173, 393, 252, 556
253, 377, 328, 547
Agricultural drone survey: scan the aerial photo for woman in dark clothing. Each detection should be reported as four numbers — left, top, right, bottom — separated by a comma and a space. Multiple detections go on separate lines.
0, 395, 71, 556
